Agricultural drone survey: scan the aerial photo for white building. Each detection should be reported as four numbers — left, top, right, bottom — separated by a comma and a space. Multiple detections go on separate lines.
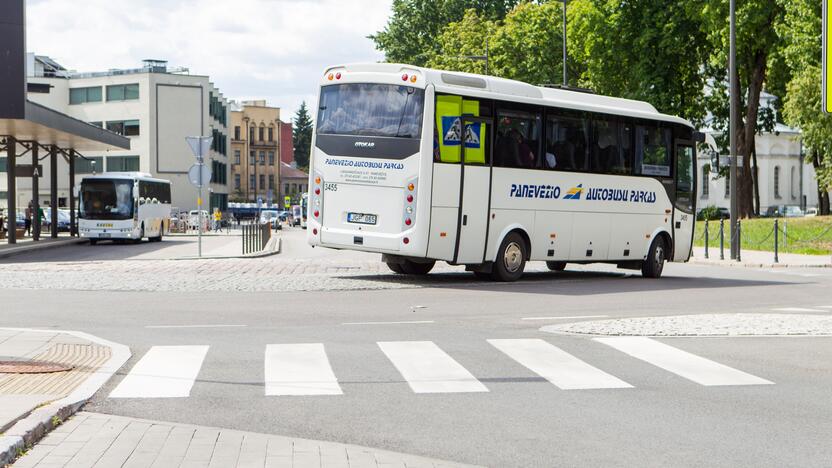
1, 55, 230, 212
697, 93, 824, 215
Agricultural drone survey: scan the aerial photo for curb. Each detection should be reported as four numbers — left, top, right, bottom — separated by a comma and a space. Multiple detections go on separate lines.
689, 257, 832, 269
0, 238, 88, 260
0, 328, 131, 466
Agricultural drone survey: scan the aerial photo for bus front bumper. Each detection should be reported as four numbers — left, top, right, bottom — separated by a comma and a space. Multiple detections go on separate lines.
80, 228, 137, 239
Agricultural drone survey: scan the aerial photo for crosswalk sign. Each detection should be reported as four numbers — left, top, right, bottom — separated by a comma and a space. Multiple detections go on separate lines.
284, 196, 291, 209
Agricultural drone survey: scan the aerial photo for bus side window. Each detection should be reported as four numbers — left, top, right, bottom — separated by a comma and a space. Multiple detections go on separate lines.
635, 125, 671, 177
495, 108, 541, 169
545, 112, 588, 172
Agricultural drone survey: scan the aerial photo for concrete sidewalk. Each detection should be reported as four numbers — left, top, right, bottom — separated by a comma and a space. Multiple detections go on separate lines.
0, 237, 87, 260
690, 246, 832, 268
11, 412, 478, 468
0, 329, 130, 466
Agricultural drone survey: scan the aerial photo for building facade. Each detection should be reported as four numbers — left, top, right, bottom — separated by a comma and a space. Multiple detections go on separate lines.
1, 56, 230, 212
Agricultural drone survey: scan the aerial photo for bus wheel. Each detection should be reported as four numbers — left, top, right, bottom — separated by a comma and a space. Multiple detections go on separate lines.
492, 233, 527, 282
401, 260, 435, 275
546, 261, 567, 272
641, 237, 666, 278
89, 239, 97, 246
386, 262, 405, 274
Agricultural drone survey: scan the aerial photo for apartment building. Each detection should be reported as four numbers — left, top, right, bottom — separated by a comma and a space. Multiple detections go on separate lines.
1, 55, 230, 212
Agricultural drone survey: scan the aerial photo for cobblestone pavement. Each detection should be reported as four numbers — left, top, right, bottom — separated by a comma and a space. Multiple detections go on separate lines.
12, 412, 477, 468
541, 313, 832, 337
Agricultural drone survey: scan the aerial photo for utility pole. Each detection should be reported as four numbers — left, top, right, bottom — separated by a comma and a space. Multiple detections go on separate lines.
562, 0, 567, 86
729, 0, 738, 260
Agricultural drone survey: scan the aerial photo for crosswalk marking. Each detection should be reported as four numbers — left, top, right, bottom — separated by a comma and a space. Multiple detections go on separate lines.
488, 339, 632, 390
772, 307, 825, 313
377, 341, 488, 393
109, 345, 209, 398
595, 337, 773, 386
265, 343, 342, 396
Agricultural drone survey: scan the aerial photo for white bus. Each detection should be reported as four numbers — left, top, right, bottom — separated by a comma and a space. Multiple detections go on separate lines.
307, 64, 697, 281
79, 172, 172, 245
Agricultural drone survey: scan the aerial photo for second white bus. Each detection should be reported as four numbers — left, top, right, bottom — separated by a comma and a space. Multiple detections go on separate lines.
79, 172, 172, 244
307, 64, 697, 281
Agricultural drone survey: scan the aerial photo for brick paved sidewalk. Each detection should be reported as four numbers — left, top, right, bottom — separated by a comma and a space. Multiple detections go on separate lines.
12, 412, 479, 468
0, 329, 130, 466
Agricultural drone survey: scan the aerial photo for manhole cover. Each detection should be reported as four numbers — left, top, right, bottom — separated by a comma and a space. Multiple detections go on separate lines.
0, 360, 74, 374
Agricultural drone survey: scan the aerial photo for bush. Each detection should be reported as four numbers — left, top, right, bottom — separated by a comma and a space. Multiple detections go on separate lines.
697, 205, 722, 221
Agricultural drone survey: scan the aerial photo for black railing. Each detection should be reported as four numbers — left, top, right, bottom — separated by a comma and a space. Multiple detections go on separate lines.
242, 223, 271, 255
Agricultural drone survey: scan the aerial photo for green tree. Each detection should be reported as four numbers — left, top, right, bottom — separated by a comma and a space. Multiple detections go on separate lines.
372, 0, 518, 66
292, 102, 313, 170
426, 9, 497, 75
780, 0, 832, 213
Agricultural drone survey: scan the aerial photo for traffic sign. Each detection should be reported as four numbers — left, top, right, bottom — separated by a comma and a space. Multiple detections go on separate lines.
185, 136, 213, 161
284, 196, 291, 209
188, 164, 212, 187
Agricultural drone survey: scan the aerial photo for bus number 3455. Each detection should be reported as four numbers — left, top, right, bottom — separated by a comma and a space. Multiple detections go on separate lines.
324, 183, 338, 192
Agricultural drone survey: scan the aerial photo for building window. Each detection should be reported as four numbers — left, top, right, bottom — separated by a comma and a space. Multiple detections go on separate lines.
268, 126, 274, 142
259, 174, 265, 189
249, 126, 255, 142
702, 166, 709, 198
259, 126, 265, 142
724, 174, 730, 198
250, 151, 256, 165
106, 83, 139, 101
234, 126, 241, 140
268, 151, 275, 165
107, 156, 140, 172
234, 150, 241, 164
75, 157, 104, 174
790, 166, 797, 199
284, 184, 289, 195
234, 174, 241, 189
259, 151, 265, 164
291, 183, 297, 194
106, 120, 140, 136
774, 166, 781, 199
69, 87, 102, 105
268, 175, 275, 190
250, 175, 256, 189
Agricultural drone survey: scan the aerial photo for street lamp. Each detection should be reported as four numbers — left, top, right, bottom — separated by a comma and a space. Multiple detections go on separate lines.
729, 0, 738, 259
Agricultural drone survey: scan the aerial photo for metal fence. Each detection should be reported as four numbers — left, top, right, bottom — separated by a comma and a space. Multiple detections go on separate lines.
242, 223, 271, 255
701, 218, 832, 263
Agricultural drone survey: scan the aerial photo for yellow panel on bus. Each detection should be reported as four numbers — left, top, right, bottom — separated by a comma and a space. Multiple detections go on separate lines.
435, 95, 485, 164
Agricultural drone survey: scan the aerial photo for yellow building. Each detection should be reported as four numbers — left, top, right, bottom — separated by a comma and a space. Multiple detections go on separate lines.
229, 100, 283, 203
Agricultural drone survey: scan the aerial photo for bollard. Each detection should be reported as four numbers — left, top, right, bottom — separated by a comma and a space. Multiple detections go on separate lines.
774, 219, 779, 263
737, 219, 742, 262
783, 221, 788, 249
704, 220, 709, 259
719, 218, 725, 260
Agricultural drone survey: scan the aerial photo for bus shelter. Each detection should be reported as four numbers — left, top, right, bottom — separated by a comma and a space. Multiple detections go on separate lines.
0, 102, 130, 244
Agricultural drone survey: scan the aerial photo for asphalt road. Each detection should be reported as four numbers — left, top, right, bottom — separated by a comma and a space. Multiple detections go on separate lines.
2, 228, 831, 467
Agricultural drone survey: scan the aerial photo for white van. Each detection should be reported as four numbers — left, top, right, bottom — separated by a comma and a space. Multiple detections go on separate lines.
188, 210, 209, 230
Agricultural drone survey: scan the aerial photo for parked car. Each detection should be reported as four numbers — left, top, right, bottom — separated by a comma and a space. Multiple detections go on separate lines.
188, 210, 209, 230
806, 207, 818, 217
764, 205, 804, 218
42, 208, 71, 232
259, 210, 279, 225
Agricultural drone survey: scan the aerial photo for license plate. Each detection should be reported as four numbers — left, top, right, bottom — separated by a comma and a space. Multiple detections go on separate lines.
347, 212, 377, 225
99, 233, 111, 238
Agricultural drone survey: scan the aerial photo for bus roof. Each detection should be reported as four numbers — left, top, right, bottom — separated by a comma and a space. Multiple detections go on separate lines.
323, 63, 693, 128
80, 172, 171, 184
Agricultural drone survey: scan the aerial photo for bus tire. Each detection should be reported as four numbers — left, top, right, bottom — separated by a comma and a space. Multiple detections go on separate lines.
89, 239, 97, 246
386, 262, 405, 274
473, 271, 491, 280
151, 224, 163, 242
546, 261, 567, 272
401, 259, 435, 275
492, 232, 527, 282
134, 225, 144, 244
641, 236, 667, 278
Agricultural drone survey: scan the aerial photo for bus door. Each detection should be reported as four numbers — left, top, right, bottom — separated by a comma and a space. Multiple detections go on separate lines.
456, 114, 491, 264
673, 141, 695, 261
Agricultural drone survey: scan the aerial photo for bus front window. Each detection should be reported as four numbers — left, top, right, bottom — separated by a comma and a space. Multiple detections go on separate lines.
317, 83, 425, 139
80, 180, 134, 220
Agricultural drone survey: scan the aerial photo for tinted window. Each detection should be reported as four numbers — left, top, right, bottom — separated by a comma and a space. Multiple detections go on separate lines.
636, 125, 671, 177
544, 113, 589, 171
80, 179, 134, 220
495, 109, 541, 169
317, 83, 425, 138
591, 119, 621, 173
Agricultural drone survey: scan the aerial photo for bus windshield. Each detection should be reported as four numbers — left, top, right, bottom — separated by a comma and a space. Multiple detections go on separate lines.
317, 83, 425, 139
80, 179, 134, 220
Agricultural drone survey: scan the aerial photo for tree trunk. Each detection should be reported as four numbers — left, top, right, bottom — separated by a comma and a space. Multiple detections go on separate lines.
810, 151, 830, 215
736, 52, 767, 219
751, 144, 760, 216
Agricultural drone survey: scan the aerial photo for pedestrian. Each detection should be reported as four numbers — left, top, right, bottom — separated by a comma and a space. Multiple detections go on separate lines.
24, 202, 33, 236
213, 209, 222, 233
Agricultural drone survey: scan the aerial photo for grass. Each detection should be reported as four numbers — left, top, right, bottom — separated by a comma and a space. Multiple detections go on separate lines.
693, 215, 832, 255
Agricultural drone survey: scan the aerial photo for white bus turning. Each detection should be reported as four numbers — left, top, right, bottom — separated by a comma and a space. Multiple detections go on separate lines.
307, 64, 697, 281
79, 172, 172, 245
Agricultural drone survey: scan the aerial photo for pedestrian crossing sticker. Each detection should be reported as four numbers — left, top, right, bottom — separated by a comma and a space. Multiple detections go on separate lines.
441, 116, 481, 149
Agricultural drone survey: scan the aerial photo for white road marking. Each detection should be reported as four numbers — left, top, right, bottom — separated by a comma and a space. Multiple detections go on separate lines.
109, 345, 209, 398
144, 324, 247, 329
817, 306, 832, 309
342, 321, 435, 325
488, 339, 632, 390
265, 343, 342, 396
595, 337, 773, 386
378, 341, 488, 393
771, 307, 824, 313
521, 315, 609, 321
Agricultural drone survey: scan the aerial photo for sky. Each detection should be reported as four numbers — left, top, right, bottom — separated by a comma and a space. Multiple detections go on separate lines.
25, 0, 394, 122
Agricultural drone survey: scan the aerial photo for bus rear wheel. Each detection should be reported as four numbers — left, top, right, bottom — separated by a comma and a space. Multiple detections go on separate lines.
386, 262, 405, 274
546, 261, 567, 272
641, 237, 667, 278
492, 233, 527, 282
401, 260, 435, 275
